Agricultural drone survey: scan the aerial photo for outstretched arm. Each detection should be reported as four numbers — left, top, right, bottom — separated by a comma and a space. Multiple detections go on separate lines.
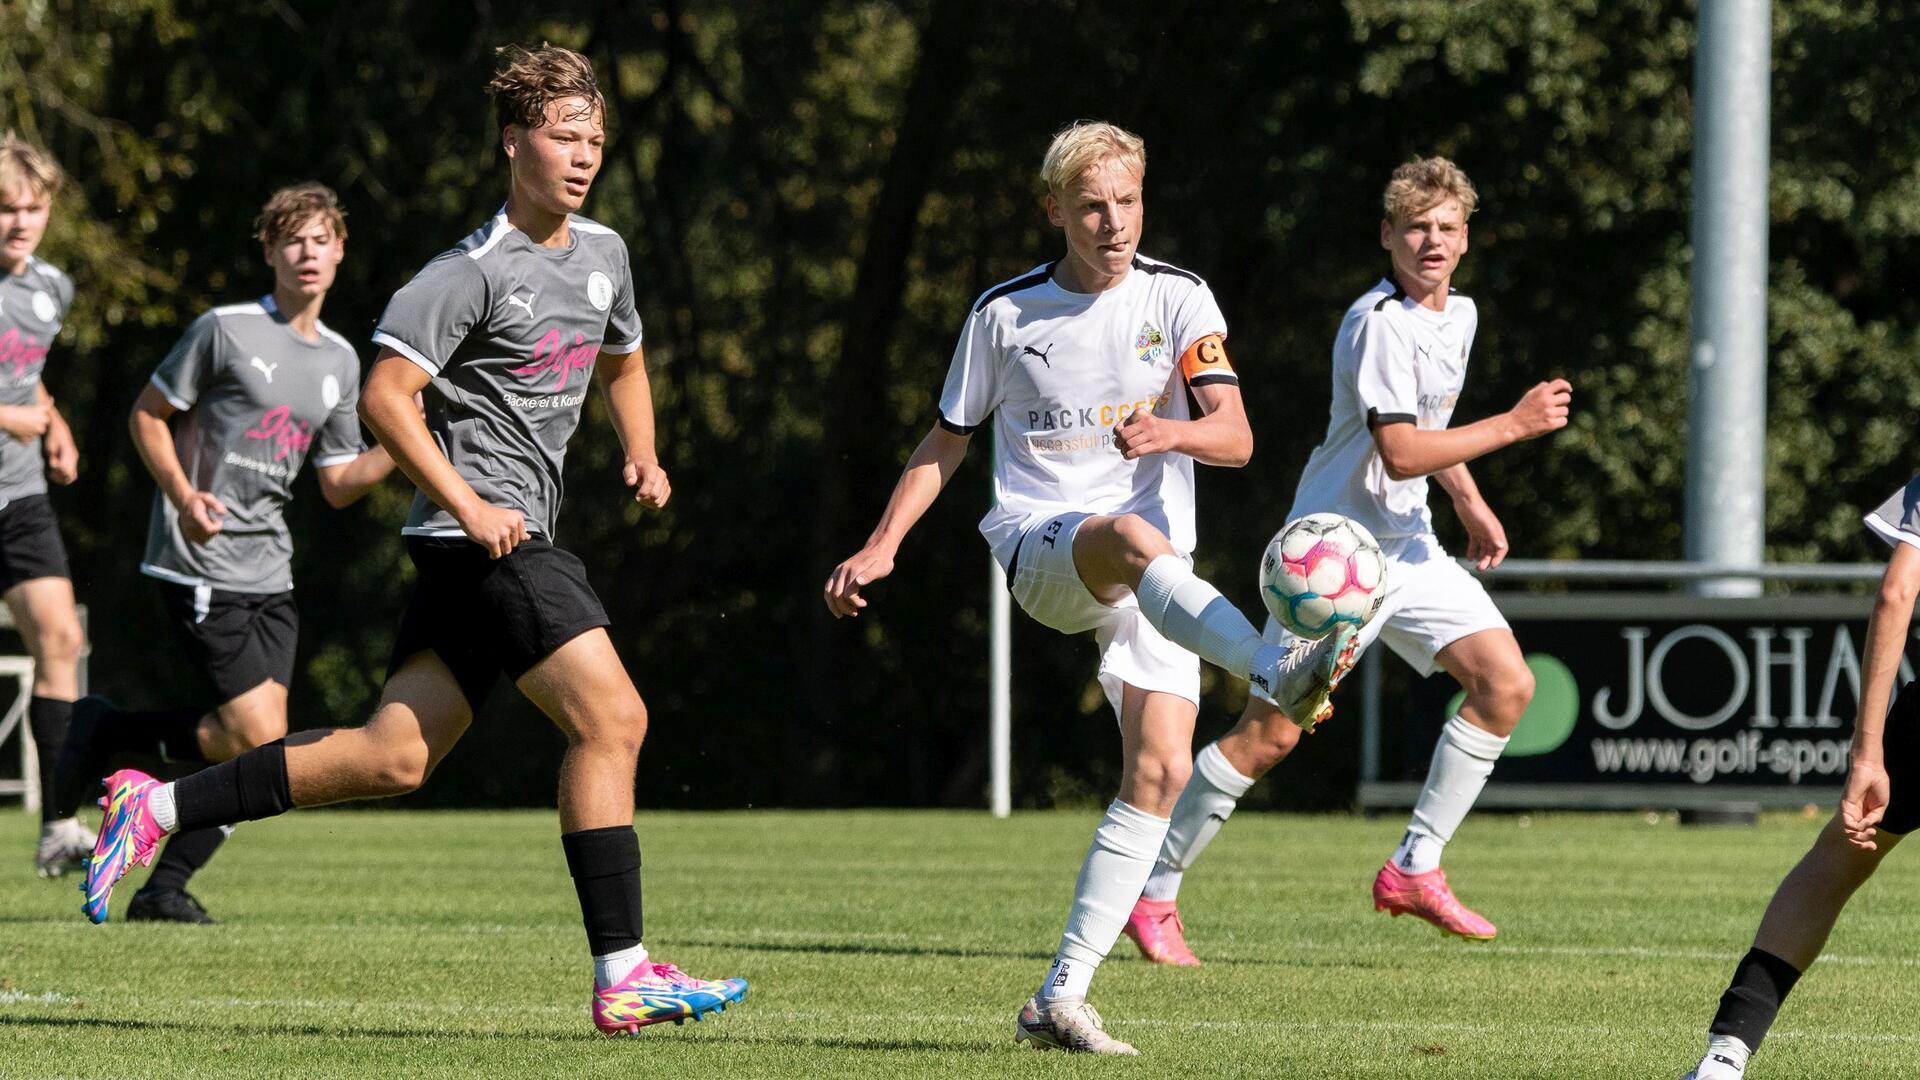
1373, 378, 1572, 481
823, 424, 972, 617
1841, 541, 1920, 849
594, 347, 670, 510
360, 350, 528, 558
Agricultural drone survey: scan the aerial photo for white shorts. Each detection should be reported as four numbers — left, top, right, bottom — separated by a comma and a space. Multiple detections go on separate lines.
1008, 511, 1201, 716
1261, 533, 1508, 677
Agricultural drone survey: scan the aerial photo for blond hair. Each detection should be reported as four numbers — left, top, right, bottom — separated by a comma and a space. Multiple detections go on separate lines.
254, 182, 347, 246
0, 132, 64, 201
1039, 121, 1145, 194
488, 44, 605, 131
1382, 156, 1478, 222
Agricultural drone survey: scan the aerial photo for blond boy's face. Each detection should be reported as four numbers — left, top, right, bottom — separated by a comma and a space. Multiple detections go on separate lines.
0, 183, 52, 273
1380, 196, 1470, 290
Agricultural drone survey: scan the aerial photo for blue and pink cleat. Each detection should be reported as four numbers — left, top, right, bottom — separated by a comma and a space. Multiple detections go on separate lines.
80, 769, 169, 924
592, 962, 748, 1035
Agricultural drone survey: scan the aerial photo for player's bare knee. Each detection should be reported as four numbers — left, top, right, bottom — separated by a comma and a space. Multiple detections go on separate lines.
574, 698, 647, 760
221, 710, 288, 751
370, 741, 433, 796
1109, 514, 1171, 566
1128, 749, 1191, 811
33, 616, 84, 669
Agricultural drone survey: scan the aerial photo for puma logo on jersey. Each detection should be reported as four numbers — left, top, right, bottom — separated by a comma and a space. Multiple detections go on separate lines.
505, 291, 537, 318
1021, 343, 1054, 368
249, 356, 277, 383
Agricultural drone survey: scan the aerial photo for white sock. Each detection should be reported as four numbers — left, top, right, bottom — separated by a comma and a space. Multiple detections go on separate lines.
1143, 743, 1255, 902
1392, 715, 1507, 874
149, 783, 179, 834
1696, 1033, 1751, 1078
593, 942, 650, 989
1039, 799, 1170, 1003
1134, 555, 1267, 683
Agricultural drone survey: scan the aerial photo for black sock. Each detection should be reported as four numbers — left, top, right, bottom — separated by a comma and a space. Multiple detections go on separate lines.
28, 696, 71, 824
101, 705, 211, 764
562, 826, 644, 957
174, 741, 294, 832
1710, 946, 1803, 1052
143, 826, 230, 894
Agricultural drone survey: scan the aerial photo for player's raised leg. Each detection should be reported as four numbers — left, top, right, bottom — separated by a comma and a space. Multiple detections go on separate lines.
82, 653, 474, 923
1371, 626, 1529, 940
1018, 683, 1192, 1055
515, 628, 747, 1033
1074, 513, 1357, 725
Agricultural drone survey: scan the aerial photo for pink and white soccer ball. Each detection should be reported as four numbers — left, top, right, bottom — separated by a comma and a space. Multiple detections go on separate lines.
1260, 513, 1387, 639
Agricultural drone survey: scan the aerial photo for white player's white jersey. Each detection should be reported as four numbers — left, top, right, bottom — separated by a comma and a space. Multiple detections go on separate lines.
938, 255, 1235, 569
1288, 278, 1478, 539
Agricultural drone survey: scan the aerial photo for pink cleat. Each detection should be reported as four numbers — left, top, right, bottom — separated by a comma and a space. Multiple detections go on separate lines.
1371, 862, 1497, 941
592, 961, 748, 1036
80, 769, 169, 924
1122, 897, 1201, 966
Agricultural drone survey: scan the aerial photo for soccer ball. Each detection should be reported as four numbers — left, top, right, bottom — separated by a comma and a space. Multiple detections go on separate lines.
1260, 513, 1386, 639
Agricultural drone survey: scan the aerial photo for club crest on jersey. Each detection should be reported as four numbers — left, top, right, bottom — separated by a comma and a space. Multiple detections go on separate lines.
322, 374, 342, 409
30, 290, 57, 324
587, 271, 613, 312
1135, 322, 1167, 365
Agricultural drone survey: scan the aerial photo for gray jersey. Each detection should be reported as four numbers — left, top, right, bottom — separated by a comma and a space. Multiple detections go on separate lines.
372, 211, 641, 541
0, 256, 75, 505
140, 296, 367, 594
1865, 475, 1920, 553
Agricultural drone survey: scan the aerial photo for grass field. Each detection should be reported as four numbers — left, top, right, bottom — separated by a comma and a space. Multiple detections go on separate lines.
3, 807, 1918, 1078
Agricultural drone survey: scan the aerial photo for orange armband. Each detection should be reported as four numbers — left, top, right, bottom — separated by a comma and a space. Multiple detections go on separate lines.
1179, 333, 1237, 386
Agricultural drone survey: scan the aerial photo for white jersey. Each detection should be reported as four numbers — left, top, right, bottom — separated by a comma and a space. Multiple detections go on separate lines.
1288, 278, 1478, 539
938, 256, 1234, 569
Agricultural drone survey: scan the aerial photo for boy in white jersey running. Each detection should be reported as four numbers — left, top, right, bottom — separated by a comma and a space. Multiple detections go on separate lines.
1125, 158, 1572, 960
825, 121, 1354, 1055
50, 183, 396, 924
1675, 480, 1920, 1080
77, 45, 746, 1036
0, 133, 93, 878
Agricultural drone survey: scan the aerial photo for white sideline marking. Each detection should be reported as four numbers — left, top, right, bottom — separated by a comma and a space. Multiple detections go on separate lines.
0, 990, 77, 1005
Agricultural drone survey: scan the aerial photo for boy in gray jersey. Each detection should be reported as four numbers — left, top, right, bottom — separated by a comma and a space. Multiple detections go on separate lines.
79, 45, 746, 1036
53, 184, 395, 923
0, 133, 93, 878
1675, 476, 1920, 1080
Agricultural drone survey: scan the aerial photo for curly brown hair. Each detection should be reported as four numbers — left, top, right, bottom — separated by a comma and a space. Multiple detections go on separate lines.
488, 44, 605, 131
1382, 156, 1478, 223
254, 182, 347, 246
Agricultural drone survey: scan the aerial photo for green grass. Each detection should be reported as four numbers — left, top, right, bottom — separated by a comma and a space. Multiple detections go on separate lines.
2, 807, 1917, 1077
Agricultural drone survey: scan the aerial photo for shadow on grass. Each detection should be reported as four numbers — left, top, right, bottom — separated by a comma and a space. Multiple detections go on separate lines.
0, 1013, 996, 1054
681, 936, 1055, 962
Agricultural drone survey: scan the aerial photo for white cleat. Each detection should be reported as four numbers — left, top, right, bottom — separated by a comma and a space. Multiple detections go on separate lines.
1263, 624, 1360, 733
1015, 995, 1139, 1055
35, 816, 97, 879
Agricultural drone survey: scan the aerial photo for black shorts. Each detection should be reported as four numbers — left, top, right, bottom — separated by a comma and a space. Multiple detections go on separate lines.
388, 537, 611, 710
0, 494, 70, 591
1875, 681, 1920, 835
156, 581, 300, 704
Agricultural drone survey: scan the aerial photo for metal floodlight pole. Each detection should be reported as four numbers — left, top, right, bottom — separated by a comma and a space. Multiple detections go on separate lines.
1686, 0, 1773, 598
990, 556, 1012, 817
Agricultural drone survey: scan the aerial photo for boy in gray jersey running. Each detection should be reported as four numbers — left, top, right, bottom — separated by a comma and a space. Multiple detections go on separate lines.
52, 183, 395, 923
79, 45, 746, 1037
0, 133, 93, 878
